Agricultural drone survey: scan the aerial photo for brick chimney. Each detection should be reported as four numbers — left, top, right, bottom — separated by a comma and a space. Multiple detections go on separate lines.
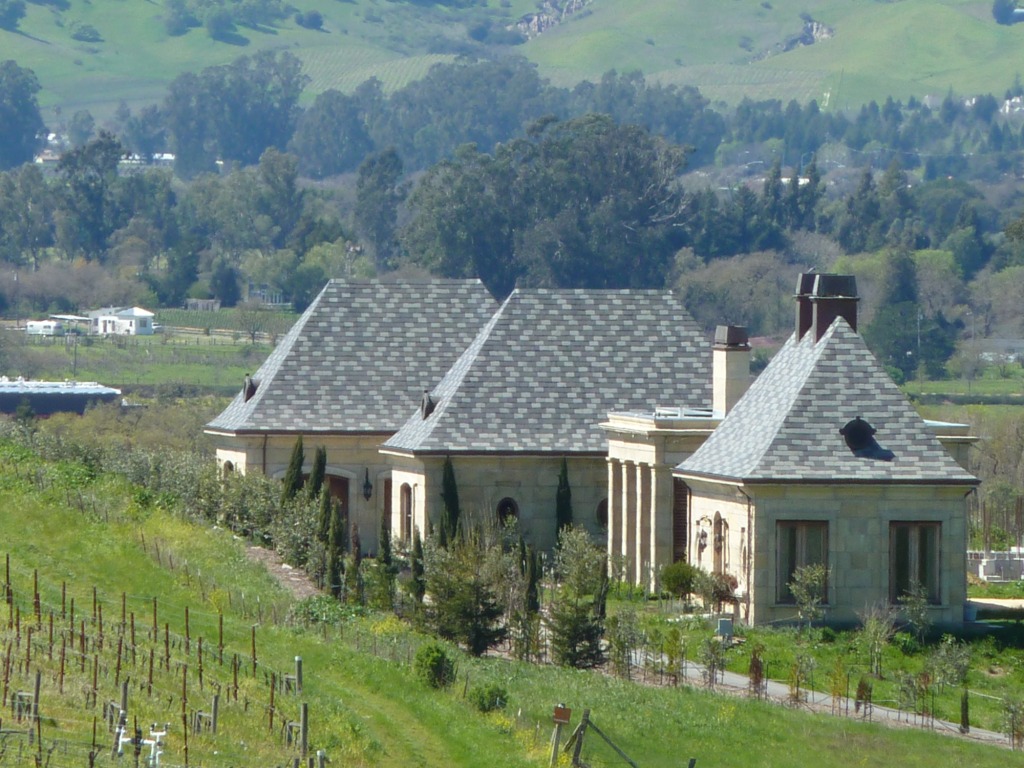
713, 325, 750, 416
795, 273, 858, 341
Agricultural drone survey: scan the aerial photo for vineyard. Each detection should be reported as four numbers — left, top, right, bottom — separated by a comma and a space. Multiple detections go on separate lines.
154, 310, 297, 340
0, 438, 539, 768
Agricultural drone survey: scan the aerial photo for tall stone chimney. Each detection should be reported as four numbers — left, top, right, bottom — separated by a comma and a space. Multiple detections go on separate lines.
713, 325, 750, 416
795, 273, 858, 341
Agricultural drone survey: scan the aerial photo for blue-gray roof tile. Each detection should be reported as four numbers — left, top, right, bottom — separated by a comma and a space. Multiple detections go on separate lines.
384, 288, 710, 455
676, 319, 977, 485
205, 279, 497, 434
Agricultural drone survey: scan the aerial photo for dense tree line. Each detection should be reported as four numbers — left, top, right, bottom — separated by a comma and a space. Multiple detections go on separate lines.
0, 135, 348, 313
5, 51, 1024, 373
7, 50, 1024, 185
402, 114, 689, 297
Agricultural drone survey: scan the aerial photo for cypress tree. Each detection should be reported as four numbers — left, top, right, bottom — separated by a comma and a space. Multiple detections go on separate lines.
525, 545, 540, 614
440, 456, 461, 541
326, 498, 345, 599
316, 487, 331, 545
281, 435, 305, 503
351, 524, 362, 571
379, 510, 392, 569
556, 457, 573, 535
350, 523, 364, 605
375, 511, 396, 610
411, 527, 426, 603
306, 445, 327, 500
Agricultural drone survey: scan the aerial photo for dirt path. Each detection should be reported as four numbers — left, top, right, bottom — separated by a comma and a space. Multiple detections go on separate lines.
245, 546, 321, 600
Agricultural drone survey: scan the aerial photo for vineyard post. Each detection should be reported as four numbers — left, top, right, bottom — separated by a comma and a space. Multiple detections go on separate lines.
269, 672, 276, 731
58, 637, 65, 694
300, 703, 308, 757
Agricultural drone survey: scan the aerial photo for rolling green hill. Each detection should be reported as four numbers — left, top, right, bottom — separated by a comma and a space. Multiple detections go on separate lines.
1, 0, 1022, 124
0, 434, 1017, 767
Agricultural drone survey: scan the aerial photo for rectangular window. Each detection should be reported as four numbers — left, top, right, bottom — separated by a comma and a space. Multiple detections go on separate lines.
776, 521, 828, 604
890, 522, 941, 604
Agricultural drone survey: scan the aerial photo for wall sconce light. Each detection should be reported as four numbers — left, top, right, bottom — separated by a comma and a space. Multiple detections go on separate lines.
698, 529, 708, 552
363, 469, 373, 501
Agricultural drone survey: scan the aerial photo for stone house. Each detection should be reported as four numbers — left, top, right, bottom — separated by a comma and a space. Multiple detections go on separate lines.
207, 273, 979, 626
380, 287, 710, 551
606, 274, 978, 626
204, 279, 497, 554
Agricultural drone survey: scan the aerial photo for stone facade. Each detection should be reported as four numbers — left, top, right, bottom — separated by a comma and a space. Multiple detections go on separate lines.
208, 431, 393, 554
385, 454, 609, 551
685, 479, 969, 626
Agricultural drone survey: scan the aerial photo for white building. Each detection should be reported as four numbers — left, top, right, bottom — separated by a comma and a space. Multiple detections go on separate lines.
88, 307, 156, 336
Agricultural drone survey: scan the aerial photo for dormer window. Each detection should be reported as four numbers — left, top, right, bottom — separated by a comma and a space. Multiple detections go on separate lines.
839, 417, 894, 461
420, 390, 436, 419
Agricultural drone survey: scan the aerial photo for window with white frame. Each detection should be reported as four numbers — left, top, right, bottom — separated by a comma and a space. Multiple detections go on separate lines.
777, 521, 828, 604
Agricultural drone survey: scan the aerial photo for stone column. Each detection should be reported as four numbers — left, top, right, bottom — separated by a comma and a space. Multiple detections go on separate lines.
650, 466, 672, 591
621, 461, 636, 582
606, 459, 621, 567
636, 464, 651, 587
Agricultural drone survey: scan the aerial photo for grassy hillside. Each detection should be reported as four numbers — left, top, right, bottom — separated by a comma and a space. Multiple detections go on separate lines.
1, 0, 1021, 122
0, 435, 1018, 767
524, 0, 1024, 108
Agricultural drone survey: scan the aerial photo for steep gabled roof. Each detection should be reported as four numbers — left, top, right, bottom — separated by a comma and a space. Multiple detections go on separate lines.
676, 318, 977, 485
383, 288, 710, 455
205, 279, 497, 435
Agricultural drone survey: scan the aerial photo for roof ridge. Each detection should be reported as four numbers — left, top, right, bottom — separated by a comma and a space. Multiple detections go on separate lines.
403, 293, 513, 445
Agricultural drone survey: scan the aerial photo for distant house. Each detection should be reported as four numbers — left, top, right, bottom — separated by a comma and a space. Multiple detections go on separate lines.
184, 299, 222, 312
88, 307, 156, 336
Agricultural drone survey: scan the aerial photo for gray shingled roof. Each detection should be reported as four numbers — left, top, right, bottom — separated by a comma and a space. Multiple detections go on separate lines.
205, 280, 497, 434
383, 288, 710, 455
676, 319, 978, 485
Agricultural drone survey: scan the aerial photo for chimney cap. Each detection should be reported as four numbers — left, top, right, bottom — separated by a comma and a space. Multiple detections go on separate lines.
810, 274, 858, 300
714, 325, 750, 348
795, 272, 817, 296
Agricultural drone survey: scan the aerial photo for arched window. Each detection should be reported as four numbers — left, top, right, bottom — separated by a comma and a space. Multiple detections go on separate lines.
595, 498, 608, 530
497, 497, 519, 526
222, 461, 235, 479
400, 484, 413, 544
